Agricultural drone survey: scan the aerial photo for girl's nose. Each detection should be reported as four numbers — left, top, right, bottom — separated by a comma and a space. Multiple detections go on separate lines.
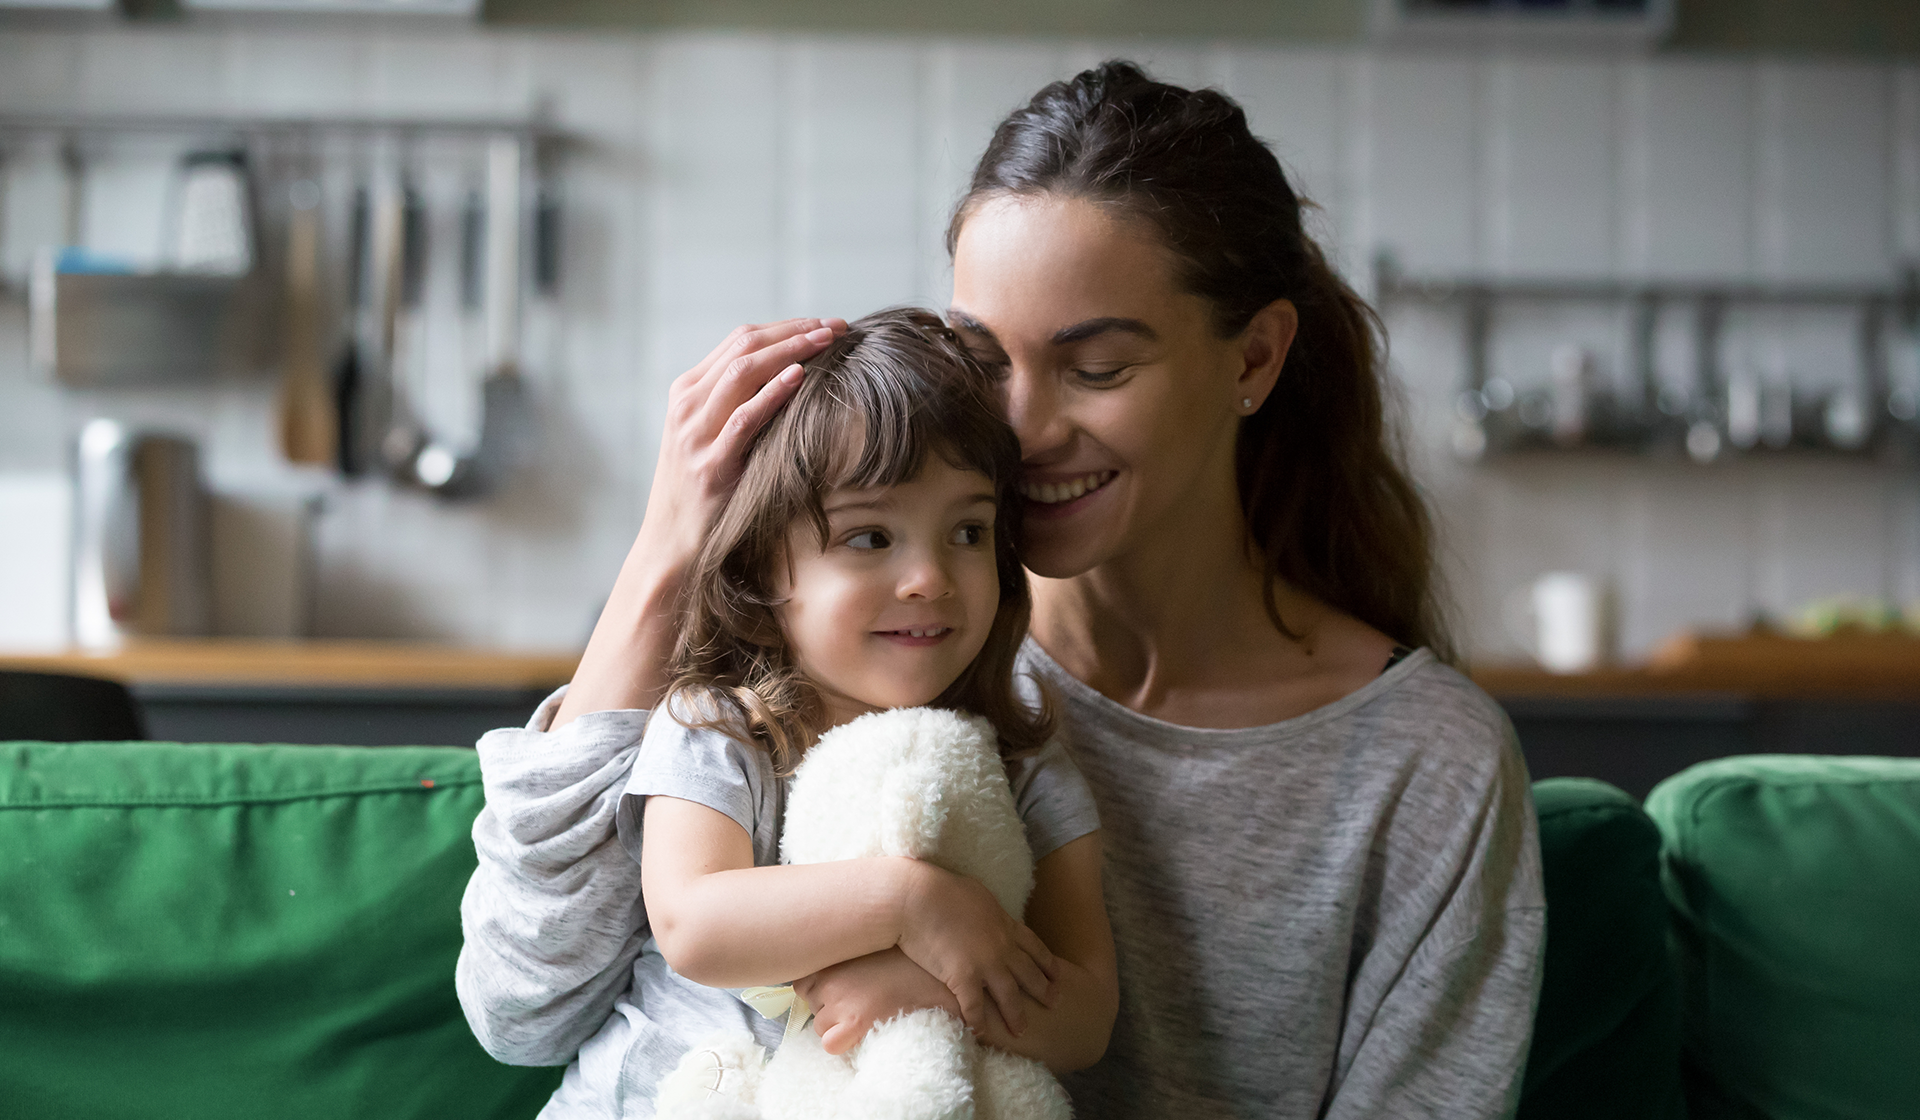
896, 550, 955, 601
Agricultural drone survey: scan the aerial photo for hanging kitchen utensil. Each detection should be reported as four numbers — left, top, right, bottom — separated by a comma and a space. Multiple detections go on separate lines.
377, 167, 431, 475
169, 149, 254, 276
359, 169, 405, 477
333, 183, 370, 474
406, 133, 531, 497
278, 178, 335, 464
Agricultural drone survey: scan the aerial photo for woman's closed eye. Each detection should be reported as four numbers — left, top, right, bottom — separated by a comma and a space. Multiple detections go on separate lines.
1073, 365, 1133, 387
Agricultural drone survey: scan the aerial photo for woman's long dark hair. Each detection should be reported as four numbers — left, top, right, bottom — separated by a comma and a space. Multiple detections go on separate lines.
666, 308, 1052, 772
950, 60, 1453, 661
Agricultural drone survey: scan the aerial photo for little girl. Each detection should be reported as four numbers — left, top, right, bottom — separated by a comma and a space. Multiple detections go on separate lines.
457, 309, 1116, 1118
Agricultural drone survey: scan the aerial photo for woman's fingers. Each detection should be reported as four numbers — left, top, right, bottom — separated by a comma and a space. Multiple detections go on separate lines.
712, 362, 805, 471
985, 972, 1029, 1037
1009, 945, 1058, 1010
954, 984, 995, 1037
687, 318, 840, 416
702, 327, 835, 426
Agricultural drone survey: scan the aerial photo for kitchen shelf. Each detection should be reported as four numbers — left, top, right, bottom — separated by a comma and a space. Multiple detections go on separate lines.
1374, 254, 1920, 462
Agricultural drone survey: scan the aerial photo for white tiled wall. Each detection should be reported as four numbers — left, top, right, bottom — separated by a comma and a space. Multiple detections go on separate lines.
1, 24, 1915, 658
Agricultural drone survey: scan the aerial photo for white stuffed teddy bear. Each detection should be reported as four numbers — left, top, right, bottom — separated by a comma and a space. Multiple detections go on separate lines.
654, 706, 1072, 1120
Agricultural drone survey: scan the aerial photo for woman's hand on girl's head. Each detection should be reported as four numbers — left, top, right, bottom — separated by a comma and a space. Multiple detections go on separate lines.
897, 862, 1059, 1038
648, 318, 848, 555
553, 317, 846, 726
795, 948, 959, 1056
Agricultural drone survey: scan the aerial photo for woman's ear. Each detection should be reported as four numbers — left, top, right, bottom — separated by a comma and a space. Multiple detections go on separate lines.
1235, 298, 1298, 415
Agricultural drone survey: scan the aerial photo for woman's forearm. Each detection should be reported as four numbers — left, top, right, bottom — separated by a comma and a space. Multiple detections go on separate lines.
552, 543, 685, 728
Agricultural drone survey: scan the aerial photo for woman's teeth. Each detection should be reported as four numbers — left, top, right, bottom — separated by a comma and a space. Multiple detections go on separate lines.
1020, 471, 1114, 505
888, 627, 950, 638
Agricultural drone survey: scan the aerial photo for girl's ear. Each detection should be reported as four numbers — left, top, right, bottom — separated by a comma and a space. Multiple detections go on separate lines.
1234, 297, 1298, 414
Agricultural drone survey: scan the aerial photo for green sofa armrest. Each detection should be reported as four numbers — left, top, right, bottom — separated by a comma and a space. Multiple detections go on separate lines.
1520, 777, 1686, 1120
1647, 755, 1920, 1120
0, 740, 563, 1120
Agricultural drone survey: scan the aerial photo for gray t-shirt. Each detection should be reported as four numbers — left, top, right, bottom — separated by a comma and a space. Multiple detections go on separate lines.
1019, 640, 1546, 1119
456, 689, 1099, 1120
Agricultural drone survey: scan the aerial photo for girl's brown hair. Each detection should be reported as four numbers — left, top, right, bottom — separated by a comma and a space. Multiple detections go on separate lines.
665, 308, 1052, 772
951, 61, 1454, 661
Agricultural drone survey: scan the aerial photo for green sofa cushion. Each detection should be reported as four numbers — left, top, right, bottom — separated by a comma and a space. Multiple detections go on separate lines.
1520, 777, 1686, 1120
1647, 755, 1920, 1120
0, 740, 563, 1120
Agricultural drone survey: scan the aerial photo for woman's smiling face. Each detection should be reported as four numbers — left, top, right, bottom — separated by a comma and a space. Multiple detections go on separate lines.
948, 193, 1268, 580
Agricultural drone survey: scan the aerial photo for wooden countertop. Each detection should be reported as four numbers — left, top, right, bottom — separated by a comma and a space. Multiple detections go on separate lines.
4, 632, 1916, 701
1473, 631, 1920, 701
0, 640, 581, 691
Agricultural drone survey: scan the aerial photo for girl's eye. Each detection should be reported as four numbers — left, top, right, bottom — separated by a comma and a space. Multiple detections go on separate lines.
950, 523, 989, 547
845, 529, 890, 551
1074, 366, 1131, 387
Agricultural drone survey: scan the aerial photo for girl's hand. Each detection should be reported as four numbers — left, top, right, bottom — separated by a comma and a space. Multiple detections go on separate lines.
897, 864, 1059, 1038
794, 948, 959, 1055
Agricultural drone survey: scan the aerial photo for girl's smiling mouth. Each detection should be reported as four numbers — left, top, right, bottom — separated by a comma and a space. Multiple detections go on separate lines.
874, 626, 954, 646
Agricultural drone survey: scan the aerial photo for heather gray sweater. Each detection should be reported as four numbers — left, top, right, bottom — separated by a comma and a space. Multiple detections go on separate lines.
1022, 642, 1546, 1119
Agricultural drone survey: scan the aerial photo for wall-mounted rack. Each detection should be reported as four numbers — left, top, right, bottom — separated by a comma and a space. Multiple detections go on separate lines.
1374, 254, 1920, 464
0, 109, 579, 497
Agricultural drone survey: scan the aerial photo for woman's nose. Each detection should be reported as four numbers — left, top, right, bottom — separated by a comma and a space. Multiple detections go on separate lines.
1001, 365, 1067, 460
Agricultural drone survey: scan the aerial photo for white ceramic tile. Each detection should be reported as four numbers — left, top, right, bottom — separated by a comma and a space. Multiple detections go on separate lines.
75, 29, 228, 115
1621, 60, 1754, 280
363, 31, 518, 118
918, 41, 1067, 304
1617, 465, 1756, 654
1220, 48, 1347, 216
220, 29, 369, 117
783, 40, 920, 315
1751, 460, 1894, 615
1360, 55, 1482, 277
518, 34, 652, 141
1894, 68, 1920, 262
1757, 62, 1893, 284
0, 31, 83, 112
1484, 58, 1618, 278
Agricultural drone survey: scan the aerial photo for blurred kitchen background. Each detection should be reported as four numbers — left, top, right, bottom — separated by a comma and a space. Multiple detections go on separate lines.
1, 0, 1916, 786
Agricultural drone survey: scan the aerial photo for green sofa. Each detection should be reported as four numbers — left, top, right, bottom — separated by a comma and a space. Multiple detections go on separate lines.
3, 740, 1917, 1119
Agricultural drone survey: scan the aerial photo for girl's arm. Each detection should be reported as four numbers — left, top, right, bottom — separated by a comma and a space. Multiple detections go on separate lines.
641, 795, 1060, 1037
553, 317, 846, 730
795, 831, 1118, 1074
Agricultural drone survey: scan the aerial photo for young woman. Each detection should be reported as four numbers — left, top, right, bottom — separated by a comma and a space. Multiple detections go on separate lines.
521, 62, 1543, 1118
457, 310, 1115, 1117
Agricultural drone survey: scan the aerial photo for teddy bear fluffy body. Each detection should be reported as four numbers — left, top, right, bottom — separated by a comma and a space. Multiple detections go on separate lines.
654, 707, 1072, 1120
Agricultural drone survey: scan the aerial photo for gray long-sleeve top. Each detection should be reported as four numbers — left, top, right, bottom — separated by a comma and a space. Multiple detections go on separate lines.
1023, 642, 1547, 1118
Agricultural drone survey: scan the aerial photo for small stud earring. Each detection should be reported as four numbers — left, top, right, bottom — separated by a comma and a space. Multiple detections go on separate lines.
1241, 398, 1254, 410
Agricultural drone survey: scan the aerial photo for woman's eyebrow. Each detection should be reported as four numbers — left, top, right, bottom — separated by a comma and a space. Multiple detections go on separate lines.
1051, 317, 1157, 345
947, 309, 996, 342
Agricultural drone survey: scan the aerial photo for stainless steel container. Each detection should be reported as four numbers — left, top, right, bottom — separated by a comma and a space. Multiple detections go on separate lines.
72, 419, 212, 649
